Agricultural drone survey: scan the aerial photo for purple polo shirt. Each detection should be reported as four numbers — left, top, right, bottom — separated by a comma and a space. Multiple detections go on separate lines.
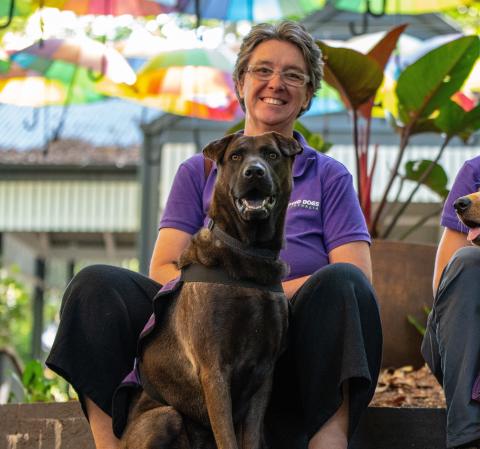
441, 156, 480, 233
159, 131, 370, 281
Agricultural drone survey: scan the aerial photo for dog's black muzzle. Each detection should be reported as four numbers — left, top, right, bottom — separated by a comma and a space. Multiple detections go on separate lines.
233, 160, 277, 221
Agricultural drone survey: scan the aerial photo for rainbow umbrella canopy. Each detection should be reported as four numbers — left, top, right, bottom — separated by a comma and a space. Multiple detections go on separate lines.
99, 47, 242, 121
0, 0, 36, 27
330, 0, 470, 14
154, 0, 326, 21
10, 37, 136, 85
43, 0, 172, 16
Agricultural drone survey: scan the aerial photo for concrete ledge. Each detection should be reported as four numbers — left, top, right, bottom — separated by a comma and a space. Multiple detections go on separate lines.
0, 402, 446, 449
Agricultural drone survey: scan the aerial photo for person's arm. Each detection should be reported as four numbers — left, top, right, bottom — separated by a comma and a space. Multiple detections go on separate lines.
282, 241, 371, 300
149, 228, 192, 285
432, 227, 469, 296
329, 241, 372, 283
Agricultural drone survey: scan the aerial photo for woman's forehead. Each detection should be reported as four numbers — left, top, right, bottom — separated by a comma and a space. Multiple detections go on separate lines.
249, 40, 307, 70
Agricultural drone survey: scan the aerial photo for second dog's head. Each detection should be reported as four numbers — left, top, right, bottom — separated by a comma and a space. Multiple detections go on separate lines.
454, 191, 480, 245
203, 132, 301, 226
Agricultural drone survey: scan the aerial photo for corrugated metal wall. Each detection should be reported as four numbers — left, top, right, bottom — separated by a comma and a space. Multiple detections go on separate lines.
329, 145, 480, 202
0, 180, 139, 232
0, 144, 477, 232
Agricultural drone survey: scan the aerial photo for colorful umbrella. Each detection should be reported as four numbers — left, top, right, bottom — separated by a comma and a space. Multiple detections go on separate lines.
98, 47, 242, 121
0, 77, 66, 106
331, 0, 470, 15
155, 0, 326, 22
0, 0, 36, 28
10, 37, 136, 85
43, 0, 172, 16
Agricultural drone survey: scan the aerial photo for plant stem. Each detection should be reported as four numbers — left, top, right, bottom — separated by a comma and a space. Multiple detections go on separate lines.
352, 108, 361, 195
370, 125, 411, 237
381, 135, 450, 238
398, 205, 444, 241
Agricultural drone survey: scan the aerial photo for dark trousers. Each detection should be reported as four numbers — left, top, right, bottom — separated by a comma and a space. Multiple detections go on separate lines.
46, 262, 382, 446
422, 247, 480, 448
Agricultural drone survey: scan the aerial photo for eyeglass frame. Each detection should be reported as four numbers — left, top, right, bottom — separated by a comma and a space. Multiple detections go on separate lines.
246, 64, 311, 88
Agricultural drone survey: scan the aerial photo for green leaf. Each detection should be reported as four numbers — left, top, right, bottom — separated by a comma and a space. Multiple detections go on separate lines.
396, 35, 480, 126
404, 159, 449, 198
435, 100, 480, 142
316, 41, 384, 110
407, 315, 426, 336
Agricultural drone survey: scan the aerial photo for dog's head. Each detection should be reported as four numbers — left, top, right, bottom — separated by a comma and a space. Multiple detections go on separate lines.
203, 132, 301, 223
454, 191, 480, 245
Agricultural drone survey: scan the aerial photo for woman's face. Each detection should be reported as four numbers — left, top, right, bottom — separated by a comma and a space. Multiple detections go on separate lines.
238, 39, 312, 137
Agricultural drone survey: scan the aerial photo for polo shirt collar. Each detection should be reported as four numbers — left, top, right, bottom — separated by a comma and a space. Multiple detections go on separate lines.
292, 131, 315, 179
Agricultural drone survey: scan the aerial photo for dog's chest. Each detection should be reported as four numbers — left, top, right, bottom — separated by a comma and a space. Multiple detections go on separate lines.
175, 282, 288, 363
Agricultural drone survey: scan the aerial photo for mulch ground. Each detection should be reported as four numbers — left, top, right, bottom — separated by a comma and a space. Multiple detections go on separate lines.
370, 364, 446, 408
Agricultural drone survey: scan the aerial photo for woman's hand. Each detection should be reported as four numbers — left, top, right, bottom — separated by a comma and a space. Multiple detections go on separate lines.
149, 228, 192, 285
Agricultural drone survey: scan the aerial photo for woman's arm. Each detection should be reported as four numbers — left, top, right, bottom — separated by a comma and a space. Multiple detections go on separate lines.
433, 227, 469, 296
149, 228, 192, 285
282, 241, 372, 301
329, 241, 372, 283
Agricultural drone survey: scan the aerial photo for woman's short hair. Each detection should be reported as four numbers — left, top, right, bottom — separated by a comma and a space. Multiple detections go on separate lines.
232, 20, 323, 116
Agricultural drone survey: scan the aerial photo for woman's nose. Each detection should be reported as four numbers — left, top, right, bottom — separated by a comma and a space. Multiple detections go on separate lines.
267, 72, 285, 88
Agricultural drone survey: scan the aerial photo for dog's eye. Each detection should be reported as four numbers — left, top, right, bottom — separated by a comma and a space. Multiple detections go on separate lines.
268, 152, 278, 160
231, 154, 241, 161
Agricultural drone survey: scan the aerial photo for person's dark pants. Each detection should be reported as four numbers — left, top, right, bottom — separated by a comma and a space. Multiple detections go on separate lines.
422, 247, 480, 448
46, 262, 382, 446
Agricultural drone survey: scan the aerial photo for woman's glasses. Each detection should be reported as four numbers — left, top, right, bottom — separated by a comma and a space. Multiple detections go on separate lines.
246, 65, 310, 87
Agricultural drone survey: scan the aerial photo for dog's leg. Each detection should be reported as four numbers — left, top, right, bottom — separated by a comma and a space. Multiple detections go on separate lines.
239, 376, 273, 449
200, 369, 239, 449
120, 406, 190, 449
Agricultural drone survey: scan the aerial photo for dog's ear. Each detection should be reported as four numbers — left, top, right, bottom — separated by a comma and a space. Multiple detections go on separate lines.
203, 133, 239, 163
269, 132, 302, 157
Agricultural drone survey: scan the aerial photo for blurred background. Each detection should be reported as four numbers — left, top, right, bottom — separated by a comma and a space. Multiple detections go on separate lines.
0, 0, 478, 403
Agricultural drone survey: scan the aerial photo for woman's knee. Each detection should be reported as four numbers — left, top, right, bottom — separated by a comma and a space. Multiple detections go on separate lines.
437, 247, 480, 312
296, 263, 377, 314
449, 246, 480, 271
61, 264, 135, 315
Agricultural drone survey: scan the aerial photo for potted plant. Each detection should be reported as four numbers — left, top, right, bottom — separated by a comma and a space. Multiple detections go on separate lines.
317, 29, 480, 367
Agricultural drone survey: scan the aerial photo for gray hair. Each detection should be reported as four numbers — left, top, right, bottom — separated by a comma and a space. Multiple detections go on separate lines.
232, 20, 323, 116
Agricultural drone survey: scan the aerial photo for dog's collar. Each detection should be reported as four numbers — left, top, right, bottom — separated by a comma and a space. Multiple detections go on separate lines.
182, 263, 283, 292
207, 219, 280, 262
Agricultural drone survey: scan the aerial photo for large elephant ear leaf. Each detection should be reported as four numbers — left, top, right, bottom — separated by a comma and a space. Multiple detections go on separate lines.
317, 40, 383, 110
435, 100, 480, 142
358, 24, 407, 119
404, 159, 449, 199
396, 35, 480, 126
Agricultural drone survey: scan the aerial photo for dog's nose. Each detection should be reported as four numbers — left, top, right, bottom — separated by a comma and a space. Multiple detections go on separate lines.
454, 197, 472, 213
243, 163, 265, 179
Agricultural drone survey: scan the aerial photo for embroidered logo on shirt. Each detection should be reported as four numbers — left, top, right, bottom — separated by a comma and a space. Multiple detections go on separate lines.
288, 199, 320, 210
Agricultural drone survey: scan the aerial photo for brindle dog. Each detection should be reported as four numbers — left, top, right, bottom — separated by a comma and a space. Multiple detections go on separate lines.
120, 131, 301, 449
454, 191, 480, 246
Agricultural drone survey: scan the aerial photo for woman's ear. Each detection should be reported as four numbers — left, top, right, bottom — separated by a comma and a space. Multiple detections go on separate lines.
302, 86, 314, 110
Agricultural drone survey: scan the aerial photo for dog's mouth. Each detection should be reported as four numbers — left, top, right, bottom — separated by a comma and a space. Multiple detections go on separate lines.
457, 216, 480, 246
467, 225, 480, 246
235, 189, 276, 220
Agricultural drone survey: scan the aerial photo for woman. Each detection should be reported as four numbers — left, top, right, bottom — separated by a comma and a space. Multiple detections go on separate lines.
47, 21, 382, 449
422, 156, 480, 449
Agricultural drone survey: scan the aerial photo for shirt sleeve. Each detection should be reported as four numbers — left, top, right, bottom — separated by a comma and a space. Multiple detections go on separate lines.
321, 169, 371, 253
159, 156, 205, 235
441, 160, 480, 233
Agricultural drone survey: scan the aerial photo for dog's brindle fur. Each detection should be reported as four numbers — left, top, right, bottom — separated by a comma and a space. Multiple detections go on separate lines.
454, 191, 480, 246
120, 132, 302, 449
